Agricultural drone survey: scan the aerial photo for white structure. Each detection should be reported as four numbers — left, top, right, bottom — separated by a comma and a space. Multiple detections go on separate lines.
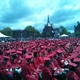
0, 32, 10, 37
60, 34, 68, 38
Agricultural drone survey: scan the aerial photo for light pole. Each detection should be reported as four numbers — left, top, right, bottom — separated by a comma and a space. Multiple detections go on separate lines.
21, 30, 22, 41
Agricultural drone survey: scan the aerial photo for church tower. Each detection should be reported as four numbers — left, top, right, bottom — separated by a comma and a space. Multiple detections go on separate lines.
42, 15, 55, 37
47, 15, 52, 27
47, 15, 50, 23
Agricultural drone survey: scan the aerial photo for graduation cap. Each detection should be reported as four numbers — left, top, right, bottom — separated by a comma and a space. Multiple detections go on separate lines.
11, 53, 17, 56
6, 49, 16, 53
48, 52, 56, 58
16, 51, 22, 54
3, 56, 10, 59
48, 54, 54, 58
73, 58, 80, 62
40, 49, 45, 54
56, 49, 62, 54
44, 57, 50, 61
41, 46, 47, 49
18, 48, 23, 51
70, 53, 79, 59
75, 46, 80, 52
25, 55, 32, 59
33, 49, 38, 53
68, 62, 77, 67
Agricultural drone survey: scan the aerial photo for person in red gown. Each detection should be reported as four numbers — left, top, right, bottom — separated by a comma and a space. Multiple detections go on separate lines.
1, 56, 13, 80
42, 57, 56, 80
21, 55, 37, 80
67, 63, 80, 80
76, 67, 80, 78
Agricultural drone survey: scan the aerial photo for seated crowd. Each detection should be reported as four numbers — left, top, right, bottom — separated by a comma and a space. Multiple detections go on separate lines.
0, 38, 80, 80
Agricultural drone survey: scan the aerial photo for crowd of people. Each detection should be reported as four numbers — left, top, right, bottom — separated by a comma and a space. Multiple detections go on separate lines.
0, 38, 80, 80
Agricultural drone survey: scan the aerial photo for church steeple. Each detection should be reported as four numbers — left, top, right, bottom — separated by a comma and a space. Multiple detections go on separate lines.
47, 15, 50, 23
47, 15, 51, 27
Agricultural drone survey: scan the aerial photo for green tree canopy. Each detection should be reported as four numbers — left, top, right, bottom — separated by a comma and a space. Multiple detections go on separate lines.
75, 31, 80, 37
59, 26, 71, 35
25, 25, 40, 37
34, 30, 40, 37
1, 27, 13, 36
46, 32, 51, 37
41, 32, 45, 37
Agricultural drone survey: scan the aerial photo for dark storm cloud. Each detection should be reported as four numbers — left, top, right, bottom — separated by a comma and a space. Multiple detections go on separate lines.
0, 0, 32, 23
66, 21, 78, 30
50, 8, 80, 24
0, 0, 80, 32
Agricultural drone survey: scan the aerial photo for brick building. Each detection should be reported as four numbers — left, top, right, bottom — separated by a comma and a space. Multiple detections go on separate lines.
74, 21, 80, 33
43, 16, 59, 38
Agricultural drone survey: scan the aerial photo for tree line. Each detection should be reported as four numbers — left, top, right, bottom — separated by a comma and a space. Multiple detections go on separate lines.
0, 25, 72, 37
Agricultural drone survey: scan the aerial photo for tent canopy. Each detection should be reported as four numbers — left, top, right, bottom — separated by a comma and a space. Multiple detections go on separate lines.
60, 34, 68, 37
0, 32, 10, 37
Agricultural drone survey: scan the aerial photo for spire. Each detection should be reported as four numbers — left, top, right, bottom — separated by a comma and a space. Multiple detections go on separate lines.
47, 15, 50, 23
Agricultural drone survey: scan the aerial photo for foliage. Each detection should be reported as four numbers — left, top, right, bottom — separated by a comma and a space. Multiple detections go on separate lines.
34, 30, 40, 37
46, 32, 51, 37
75, 32, 80, 37
67, 31, 71, 35
59, 26, 71, 35
1, 27, 13, 36
59, 26, 67, 35
41, 32, 45, 37
25, 25, 40, 37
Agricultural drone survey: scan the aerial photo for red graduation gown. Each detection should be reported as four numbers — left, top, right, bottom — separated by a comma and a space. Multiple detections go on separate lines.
63, 53, 68, 58
56, 57, 64, 68
21, 63, 31, 80
6, 61, 12, 68
38, 56, 44, 64
33, 58, 40, 69
29, 63, 36, 75
21, 63, 38, 80
50, 62, 55, 71
38, 56, 44, 70
67, 71, 80, 80
76, 68, 80, 78
0, 61, 12, 76
53, 60, 60, 69
42, 66, 56, 80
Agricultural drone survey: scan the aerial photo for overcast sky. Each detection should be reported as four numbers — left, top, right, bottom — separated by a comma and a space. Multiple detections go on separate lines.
0, 0, 80, 33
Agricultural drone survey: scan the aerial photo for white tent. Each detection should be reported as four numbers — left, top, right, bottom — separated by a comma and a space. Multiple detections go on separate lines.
0, 32, 10, 37
60, 34, 68, 37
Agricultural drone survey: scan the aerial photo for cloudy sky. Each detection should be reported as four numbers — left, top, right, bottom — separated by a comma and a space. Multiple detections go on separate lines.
0, 0, 80, 33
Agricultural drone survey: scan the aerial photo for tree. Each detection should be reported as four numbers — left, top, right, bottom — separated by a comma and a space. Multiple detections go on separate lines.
67, 31, 71, 36
59, 26, 68, 35
75, 32, 80, 37
59, 26, 71, 35
25, 25, 40, 37
41, 32, 45, 37
34, 30, 40, 37
67, 31, 71, 35
46, 32, 51, 37
1, 27, 13, 36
